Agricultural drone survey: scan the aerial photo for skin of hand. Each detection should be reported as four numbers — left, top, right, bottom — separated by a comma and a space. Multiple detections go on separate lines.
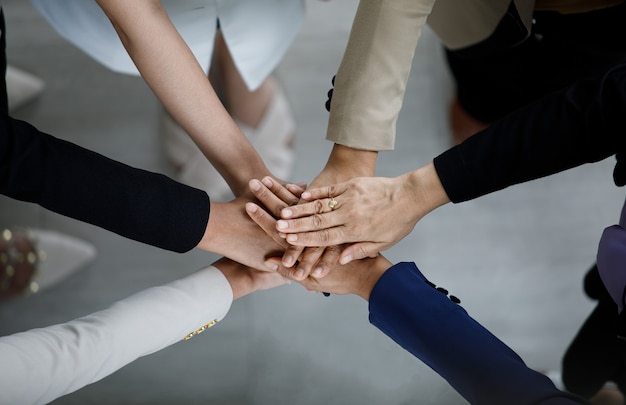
278, 144, 379, 278
212, 256, 288, 300
276, 253, 392, 301
245, 177, 343, 280
96, 0, 270, 196
196, 182, 304, 272
276, 162, 451, 264
244, 180, 392, 297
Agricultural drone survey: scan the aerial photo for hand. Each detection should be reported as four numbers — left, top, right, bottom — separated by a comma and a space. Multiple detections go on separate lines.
246, 177, 342, 280
196, 179, 304, 271
211, 257, 288, 300
277, 144, 379, 278
273, 254, 393, 301
276, 162, 451, 264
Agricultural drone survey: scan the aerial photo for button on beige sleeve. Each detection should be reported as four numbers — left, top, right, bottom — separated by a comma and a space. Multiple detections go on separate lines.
326, 0, 436, 151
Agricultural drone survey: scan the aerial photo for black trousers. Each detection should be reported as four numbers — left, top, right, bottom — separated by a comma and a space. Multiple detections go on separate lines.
446, 1, 626, 123
1, 9, 9, 114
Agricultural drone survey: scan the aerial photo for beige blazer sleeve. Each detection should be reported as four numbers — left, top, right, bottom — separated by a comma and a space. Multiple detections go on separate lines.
0, 266, 233, 405
326, 0, 436, 151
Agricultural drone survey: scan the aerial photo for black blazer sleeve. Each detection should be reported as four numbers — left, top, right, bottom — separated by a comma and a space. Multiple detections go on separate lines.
0, 115, 209, 253
434, 63, 626, 203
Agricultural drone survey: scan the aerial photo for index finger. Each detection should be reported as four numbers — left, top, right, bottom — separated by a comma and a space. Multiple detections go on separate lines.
300, 183, 346, 201
249, 177, 299, 218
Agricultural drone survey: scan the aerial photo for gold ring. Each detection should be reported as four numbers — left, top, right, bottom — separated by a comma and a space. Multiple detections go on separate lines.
328, 198, 338, 210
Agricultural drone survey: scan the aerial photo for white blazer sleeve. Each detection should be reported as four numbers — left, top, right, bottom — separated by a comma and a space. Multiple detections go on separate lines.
0, 266, 233, 405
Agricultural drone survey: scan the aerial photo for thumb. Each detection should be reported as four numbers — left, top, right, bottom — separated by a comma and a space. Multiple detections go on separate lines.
340, 242, 384, 264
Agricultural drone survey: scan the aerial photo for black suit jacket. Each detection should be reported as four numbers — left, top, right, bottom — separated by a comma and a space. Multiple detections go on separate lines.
0, 115, 209, 252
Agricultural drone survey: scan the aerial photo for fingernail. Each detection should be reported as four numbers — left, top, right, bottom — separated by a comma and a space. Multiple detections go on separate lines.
262, 177, 273, 188
340, 255, 352, 265
312, 267, 323, 277
277, 220, 288, 230
265, 261, 278, 271
287, 234, 297, 243
279, 232, 286, 238
246, 203, 258, 213
282, 209, 293, 218
250, 180, 261, 191
295, 269, 305, 279
301, 191, 311, 199
283, 256, 294, 267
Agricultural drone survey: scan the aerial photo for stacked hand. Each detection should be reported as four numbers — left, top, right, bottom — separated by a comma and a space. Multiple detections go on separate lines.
197, 175, 306, 299
244, 178, 393, 300
245, 161, 450, 282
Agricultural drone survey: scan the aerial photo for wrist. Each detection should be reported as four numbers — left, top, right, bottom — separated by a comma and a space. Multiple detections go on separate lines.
324, 144, 378, 179
212, 257, 254, 300
403, 162, 450, 220
196, 202, 228, 254
355, 255, 393, 301
229, 162, 272, 197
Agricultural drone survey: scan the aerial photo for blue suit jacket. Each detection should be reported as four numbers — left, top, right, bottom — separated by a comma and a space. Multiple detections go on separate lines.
369, 262, 589, 405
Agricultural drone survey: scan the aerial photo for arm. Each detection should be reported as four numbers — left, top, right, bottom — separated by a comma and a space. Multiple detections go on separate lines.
0, 115, 208, 253
95, 0, 270, 196
434, 63, 626, 203
309, 0, 436, 193
277, 0, 435, 271
272, 63, 626, 262
369, 262, 588, 405
0, 115, 299, 270
0, 258, 285, 405
286, 256, 587, 404
326, 0, 436, 152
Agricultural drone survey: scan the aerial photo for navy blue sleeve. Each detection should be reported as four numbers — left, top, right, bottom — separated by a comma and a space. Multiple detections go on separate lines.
369, 262, 589, 405
0, 115, 209, 253
434, 64, 626, 203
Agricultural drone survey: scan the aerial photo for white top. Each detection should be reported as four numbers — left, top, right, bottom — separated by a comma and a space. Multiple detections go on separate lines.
30, 0, 305, 90
0, 266, 233, 405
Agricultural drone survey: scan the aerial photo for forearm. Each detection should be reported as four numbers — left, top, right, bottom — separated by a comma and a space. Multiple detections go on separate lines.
369, 263, 589, 405
96, 0, 269, 195
326, 0, 435, 151
434, 64, 626, 203
0, 265, 232, 405
0, 116, 208, 253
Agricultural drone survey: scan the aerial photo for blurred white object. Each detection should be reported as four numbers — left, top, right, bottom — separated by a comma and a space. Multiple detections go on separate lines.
6, 65, 45, 112
30, 229, 96, 293
30, 0, 304, 90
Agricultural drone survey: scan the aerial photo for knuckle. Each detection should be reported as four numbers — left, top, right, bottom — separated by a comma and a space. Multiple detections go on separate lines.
273, 202, 286, 217
312, 214, 324, 228
318, 229, 332, 245
314, 200, 325, 214
287, 195, 299, 206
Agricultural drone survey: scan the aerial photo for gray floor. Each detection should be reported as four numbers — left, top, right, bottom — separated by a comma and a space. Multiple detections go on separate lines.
1, 1, 624, 404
